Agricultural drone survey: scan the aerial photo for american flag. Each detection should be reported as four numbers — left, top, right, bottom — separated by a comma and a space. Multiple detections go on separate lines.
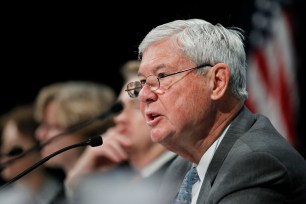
245, 0, 299, 147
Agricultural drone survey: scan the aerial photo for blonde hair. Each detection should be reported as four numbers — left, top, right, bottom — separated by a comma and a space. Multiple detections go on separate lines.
34, 81, 116, 137
34, 82, 65, 123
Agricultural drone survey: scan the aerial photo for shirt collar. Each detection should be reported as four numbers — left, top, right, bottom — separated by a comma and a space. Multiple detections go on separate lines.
196, 123, 231, 181
139, 151, 176, 178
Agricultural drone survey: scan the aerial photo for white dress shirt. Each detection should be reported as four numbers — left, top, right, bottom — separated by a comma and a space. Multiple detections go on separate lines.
191, 124, 230, 204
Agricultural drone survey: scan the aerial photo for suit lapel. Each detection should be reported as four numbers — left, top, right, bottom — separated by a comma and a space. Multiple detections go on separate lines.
197, 106, 256, 203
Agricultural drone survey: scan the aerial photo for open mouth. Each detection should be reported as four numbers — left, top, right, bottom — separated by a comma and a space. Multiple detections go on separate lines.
148, 113, 160, 121
145, 111, 162, 126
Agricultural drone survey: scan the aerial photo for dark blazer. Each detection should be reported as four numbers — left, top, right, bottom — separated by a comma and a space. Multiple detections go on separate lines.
159, 106, 306, 204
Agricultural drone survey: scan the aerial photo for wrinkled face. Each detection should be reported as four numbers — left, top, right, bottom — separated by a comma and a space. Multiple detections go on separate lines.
114, 79, 154, 154
0, 121, 41, 181
35, 100, 83, 170
137, 39, 213, 150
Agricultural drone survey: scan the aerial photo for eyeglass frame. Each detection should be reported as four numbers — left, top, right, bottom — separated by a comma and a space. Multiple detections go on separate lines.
125, 63, 212, 98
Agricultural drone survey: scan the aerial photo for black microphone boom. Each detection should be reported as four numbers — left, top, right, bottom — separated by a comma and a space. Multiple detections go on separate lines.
63, 100, 124, 134
0, 135, 103, 191
0, 101, 123, 168
40, 100, 123, 147
96, 100, 124, 120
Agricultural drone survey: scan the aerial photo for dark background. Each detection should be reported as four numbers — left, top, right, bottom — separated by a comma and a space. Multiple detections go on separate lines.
1, 1, 305, 157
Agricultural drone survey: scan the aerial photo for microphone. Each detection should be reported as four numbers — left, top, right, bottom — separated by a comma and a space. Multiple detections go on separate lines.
60, 100, 124, 134
0, 146, 24, 157
0, 135, 103, 191
0, 101, 123, 168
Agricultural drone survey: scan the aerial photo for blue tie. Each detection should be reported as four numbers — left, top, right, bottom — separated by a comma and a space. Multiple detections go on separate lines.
174, 166, 199, 204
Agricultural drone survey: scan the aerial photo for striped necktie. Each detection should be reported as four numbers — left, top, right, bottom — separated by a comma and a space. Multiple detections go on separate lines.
173, 166, 199, 204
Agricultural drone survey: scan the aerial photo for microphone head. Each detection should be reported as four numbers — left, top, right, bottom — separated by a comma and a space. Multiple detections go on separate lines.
110, 100, 124, 114
0, 146, 24, 157
88, 135, 103, 147
7, 146, 24, 156
95, 101, 124, 120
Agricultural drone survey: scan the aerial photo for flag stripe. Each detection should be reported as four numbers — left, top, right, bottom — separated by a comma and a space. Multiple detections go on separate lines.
246, 0, 298, 147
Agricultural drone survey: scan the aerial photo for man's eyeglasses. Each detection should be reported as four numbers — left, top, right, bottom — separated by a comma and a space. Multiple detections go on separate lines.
125, 63, 212, 98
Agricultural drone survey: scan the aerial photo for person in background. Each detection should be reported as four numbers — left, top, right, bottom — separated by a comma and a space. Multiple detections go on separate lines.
0, 105, 62, 204
0, 127, 6, 186
65, 60, 177, 204
34, 81, 116, 203
125, 18, 306, 203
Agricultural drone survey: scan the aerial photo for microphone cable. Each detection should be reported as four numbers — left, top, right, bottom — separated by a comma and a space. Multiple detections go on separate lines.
0, 135, 103, 191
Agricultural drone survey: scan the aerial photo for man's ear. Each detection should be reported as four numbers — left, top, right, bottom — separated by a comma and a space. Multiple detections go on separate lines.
210, 63, 230, 100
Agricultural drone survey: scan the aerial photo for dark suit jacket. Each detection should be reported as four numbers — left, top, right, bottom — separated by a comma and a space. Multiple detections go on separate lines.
159, 106, 306, 204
